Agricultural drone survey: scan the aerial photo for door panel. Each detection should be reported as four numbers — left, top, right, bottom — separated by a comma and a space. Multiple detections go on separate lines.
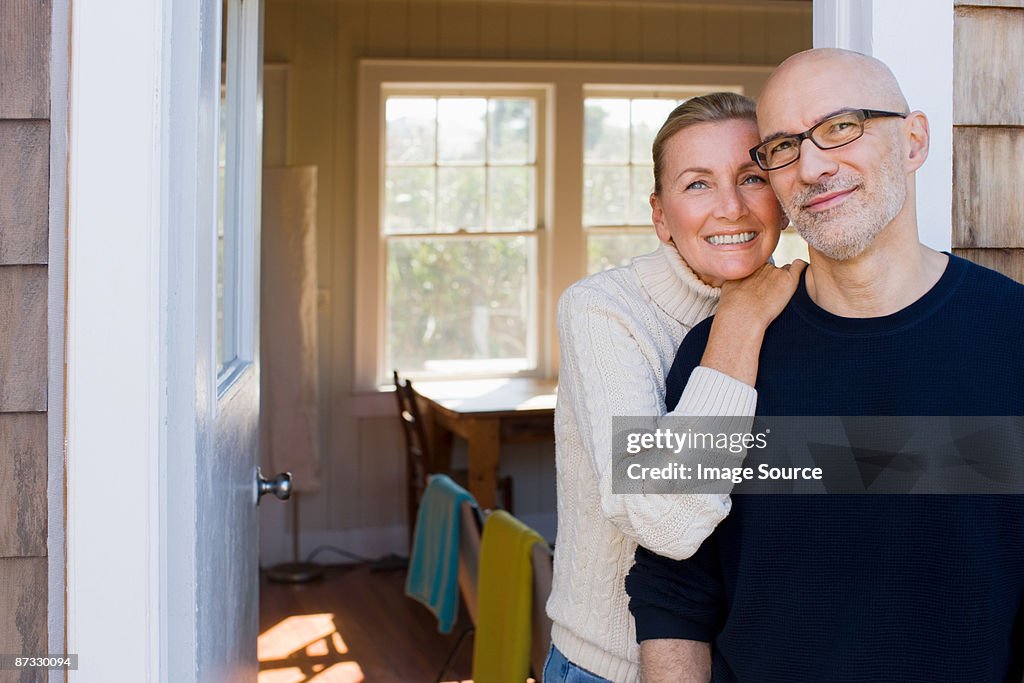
192, 0, 264, 679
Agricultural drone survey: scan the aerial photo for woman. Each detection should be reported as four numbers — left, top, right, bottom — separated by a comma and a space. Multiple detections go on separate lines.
544, 92, 804, 682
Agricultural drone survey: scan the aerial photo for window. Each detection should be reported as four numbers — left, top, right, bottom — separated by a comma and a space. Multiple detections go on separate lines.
216, 0, 260, 392
356, 61, 786, 389
383, 95, 541, 375
583, 95, 682, 273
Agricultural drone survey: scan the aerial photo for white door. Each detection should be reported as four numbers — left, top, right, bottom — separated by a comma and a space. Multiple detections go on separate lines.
65, 0, 275, 678
166, 0, 277, 680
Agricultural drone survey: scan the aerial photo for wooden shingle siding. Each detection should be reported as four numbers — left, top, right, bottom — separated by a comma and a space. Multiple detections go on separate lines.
0, 0, 54, 665
953, 248, 1024, 284
952, 127, 1024, 248
0, 121, 50, 265
952, 3, 1024, 281
0, 0, 51, 119
955, 0, 1024, 7
954, 7, 1024, 125
0, 557, 47, 677
0, 266, 47, 412
0, 413, 47, 558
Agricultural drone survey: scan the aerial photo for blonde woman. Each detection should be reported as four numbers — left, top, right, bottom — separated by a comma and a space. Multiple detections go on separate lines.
545, 93, 804, 682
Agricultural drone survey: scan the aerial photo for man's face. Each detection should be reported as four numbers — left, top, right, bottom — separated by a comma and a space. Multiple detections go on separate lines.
756, 63, 908, 261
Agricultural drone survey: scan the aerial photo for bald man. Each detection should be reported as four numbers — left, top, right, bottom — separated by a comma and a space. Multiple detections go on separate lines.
625, 49, 1024, 682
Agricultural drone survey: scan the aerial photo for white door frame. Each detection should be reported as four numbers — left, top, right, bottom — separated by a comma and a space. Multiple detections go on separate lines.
66, 0, 166, 678
813, 0, 954, 252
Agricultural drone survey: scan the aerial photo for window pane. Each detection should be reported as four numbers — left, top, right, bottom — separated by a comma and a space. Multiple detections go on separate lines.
584, 99, 629, 163
217, 75, 228, 369
583, 166, 629, 226
488, 167, 534, 231
588, 233, 662, 274
386, 237, 535, 374
437, 167, 485, 232
386, 97, 436, 164
385, 167, 435, 234
488, 99, 533, 164
629, 165, 654, 226
438, 98, 486, 163
631, 99, 677, 164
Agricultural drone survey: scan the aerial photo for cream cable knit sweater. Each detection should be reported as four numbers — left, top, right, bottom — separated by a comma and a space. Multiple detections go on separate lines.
546, 244, 758, 682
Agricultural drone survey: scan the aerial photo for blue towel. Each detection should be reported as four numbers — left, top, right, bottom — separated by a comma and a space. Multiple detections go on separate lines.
404, 474, 475, 633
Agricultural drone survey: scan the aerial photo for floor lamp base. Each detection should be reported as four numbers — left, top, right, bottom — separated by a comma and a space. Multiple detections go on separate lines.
266, 561, 325, 584
265, 490, 324, 583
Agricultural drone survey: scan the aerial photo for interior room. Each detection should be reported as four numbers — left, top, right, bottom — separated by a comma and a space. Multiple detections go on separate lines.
255, 0, 812, 680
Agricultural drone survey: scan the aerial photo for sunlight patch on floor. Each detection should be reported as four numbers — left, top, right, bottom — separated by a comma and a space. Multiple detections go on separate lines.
307, 662, 365, 682
258, 668, 306, 683
258, 614, 349, 661
259, 613, 360, 683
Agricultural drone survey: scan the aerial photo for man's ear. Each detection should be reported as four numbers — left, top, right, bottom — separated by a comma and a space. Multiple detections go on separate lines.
651, 193, 672, 244
904, 110, 929, 172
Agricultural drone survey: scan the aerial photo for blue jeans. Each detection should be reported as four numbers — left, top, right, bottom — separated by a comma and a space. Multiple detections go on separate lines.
542, 644, 614, 683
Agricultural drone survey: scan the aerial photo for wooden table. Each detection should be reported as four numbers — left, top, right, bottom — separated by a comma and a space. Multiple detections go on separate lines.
414, 377, 558, 509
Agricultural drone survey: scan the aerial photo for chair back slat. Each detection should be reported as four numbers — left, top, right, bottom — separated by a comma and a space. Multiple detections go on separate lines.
394, 370, 434, 537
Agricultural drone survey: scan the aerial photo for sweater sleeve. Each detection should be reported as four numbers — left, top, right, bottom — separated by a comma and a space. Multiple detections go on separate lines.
557, 283, 757, 561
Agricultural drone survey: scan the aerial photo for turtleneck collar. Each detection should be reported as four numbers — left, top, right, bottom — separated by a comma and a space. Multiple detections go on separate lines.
633, 243, 720, 324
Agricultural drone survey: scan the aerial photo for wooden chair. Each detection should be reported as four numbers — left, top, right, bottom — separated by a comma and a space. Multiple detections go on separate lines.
394, 370, 432, 538
433, 500, 486, 683
393, 370, 514, 540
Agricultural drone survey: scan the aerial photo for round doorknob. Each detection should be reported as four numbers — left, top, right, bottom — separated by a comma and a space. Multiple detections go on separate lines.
257, 468, 292, 503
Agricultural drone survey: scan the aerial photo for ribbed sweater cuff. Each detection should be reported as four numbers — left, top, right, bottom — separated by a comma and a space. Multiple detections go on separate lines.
551, 623, 639, 682
674, 366, 757, 417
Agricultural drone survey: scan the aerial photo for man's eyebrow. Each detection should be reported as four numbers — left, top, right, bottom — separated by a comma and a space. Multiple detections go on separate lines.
760, 107, 857, 143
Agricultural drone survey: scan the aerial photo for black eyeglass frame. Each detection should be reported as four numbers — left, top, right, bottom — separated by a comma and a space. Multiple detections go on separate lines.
748, 108, 909, 171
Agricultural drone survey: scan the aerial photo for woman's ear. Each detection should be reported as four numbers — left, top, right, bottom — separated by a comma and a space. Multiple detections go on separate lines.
651, 193, 672, 244
904, 110, 929, 173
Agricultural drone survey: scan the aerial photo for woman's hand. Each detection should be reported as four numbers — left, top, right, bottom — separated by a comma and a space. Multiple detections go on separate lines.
699, 260, 807, 386
717, 260, 807, 328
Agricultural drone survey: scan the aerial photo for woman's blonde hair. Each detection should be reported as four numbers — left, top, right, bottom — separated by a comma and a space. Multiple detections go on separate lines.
651, 92, 757, 195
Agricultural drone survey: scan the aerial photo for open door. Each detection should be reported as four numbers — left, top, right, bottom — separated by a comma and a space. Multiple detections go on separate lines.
165, 0, 286, 679
67, 0, 282, 677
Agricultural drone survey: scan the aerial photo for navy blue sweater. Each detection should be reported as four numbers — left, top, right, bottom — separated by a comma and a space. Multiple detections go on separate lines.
626, 255, 1024, 682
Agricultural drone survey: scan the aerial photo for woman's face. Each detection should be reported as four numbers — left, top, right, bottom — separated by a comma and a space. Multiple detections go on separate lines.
652, 119, 786, 287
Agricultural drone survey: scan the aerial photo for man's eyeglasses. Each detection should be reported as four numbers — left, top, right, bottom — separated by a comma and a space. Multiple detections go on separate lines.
749, 109, 908, 171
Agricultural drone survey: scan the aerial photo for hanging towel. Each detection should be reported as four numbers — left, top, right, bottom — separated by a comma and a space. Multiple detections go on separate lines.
405, 474, 475, 634
472, 510, 545, 683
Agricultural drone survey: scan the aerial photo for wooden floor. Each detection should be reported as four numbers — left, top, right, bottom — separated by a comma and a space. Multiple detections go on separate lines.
258, 563, 474, 683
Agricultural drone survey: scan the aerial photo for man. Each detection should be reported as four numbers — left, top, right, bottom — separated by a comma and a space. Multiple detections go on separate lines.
625, 48, 1024, 682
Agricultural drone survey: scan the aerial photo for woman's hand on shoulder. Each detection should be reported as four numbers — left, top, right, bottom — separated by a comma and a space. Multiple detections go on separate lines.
698, 260, 806, 386
717, 259, 807, 330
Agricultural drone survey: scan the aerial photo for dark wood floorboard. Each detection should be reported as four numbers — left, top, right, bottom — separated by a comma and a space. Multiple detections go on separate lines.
259, 564, 474, 683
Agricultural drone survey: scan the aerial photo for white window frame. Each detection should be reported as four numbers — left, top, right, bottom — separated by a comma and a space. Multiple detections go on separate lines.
216, 0, 262, 398
355, 59, 774, 391
380, 86, 548, 380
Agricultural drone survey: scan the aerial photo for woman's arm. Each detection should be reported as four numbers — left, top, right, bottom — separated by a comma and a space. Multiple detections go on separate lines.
557, 261, 805, 561
701, 260, 806, 385
558, 284, 752, 560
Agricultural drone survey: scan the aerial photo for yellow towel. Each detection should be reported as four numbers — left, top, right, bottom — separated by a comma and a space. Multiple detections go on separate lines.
472, 510, 545, 683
